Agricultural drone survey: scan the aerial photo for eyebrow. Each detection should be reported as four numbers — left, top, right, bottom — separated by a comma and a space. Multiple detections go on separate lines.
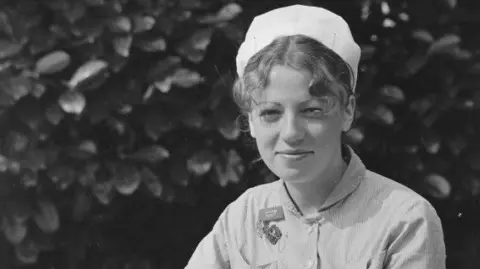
252, 97, 331, 106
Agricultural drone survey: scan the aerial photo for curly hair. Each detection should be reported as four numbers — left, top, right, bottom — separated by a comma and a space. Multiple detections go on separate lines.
233, 34, 355, 114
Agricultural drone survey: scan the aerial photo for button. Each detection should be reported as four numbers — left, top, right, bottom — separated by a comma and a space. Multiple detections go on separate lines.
306, 259, 314, 268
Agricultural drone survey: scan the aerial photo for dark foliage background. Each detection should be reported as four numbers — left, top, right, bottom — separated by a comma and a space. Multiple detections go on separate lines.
0, 0, 479, 268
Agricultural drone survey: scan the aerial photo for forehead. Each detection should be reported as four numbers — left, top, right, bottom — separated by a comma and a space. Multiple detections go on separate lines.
253, 65, 313, 103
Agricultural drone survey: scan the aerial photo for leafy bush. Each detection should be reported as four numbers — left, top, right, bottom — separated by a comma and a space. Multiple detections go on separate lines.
0, 0, 479, 268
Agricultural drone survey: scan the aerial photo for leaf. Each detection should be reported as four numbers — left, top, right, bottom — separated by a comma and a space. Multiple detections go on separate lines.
132, 15, 155, 33
92, 180, 115, 205
216, 3, 243, 21
379, 85, 405, 104
409, 97, 433, 115
3, 76, 32, 102
141, 167, 163, 197
113, 35, 133, 57
68, 59, 109, 89
187, 150, 215, 176
218, 119, 241, 140
31, 82, 46, 99
29, 28, 57, 55
397, 54, 428, 77
15, 238, 40, 264
176, 28, 213, 64
58, 91, 86, 114
447, 135, 468, 156
3, 217, 27, 244
213, 149, 244, 187
169, 157, 190, 187
45, 104, 65, 125
72, 188, 92, 222
29, 226, 54, 251
125, 145, 170, 163
21, 148, 56, 172
15, 97, 44, 131
78, 162, 99, 186
47, 165, 76, 190
467, 63, 480, 75
0, 91, 15, 107
449, 47, 472, 60
144, 113, 175, 140
344, 128, 364, 144
464, 176, 480, 197
109, 16, 132, 33
68, 140, 97, 159
111, 164, 142, 195
412, 29, 434, 43
33, 199, 60, 233
153, 77, 173, 93
467, 152, 480, 171
445, 0, 456, 9
21, 169, 38, 188
428, 34, 461, 55
0, 39, 23, 60
171, 68, 204, 88
181, 112, 205, 128
84, 0, 106, 5
147, 56, 182, 82
63, 1, 86, 23
35, 50, 71, 74
6, 197, 33, 224
372, 105, 395, 125
421, 132, 442, 154
361, 45, 376, 60
137, 37, 167, 52
198, 3, 243, 24
177, 39, 207, 64
3, 131, 30, 156
425, 173, 451, 199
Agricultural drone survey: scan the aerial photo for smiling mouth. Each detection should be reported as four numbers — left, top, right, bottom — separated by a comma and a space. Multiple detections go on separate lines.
276, 151, 313, 160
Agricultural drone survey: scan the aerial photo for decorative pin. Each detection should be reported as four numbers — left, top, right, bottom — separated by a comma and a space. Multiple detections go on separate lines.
256, 207, 285, 245
265, 224, 282, 245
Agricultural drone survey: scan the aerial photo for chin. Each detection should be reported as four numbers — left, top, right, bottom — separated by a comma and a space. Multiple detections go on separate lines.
271, 167, 311, 183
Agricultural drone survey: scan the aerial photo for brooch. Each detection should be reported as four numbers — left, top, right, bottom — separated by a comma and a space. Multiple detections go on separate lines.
256, 220, 283, 245
256, 206, 285, 245
264, 224, 282, 245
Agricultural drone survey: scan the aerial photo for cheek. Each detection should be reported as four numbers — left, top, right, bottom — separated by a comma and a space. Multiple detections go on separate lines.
309, 117, 343, 143
250, 122, 277, 154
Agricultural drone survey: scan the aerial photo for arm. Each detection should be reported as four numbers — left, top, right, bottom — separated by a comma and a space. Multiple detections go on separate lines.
384, 200, 446, 269
184, 207, 232, 269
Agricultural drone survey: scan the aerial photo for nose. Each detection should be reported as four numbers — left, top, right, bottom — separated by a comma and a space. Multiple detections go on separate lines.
280, 113, 305, 144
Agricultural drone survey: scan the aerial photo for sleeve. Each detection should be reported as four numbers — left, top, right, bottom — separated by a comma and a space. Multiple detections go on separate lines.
184, 207, 232, 269
384, 200, 446, 269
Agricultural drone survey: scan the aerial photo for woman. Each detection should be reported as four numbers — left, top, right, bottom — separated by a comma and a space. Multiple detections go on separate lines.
185, 5, 446, 269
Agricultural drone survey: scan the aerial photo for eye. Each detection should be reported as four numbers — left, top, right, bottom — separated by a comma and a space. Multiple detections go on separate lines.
302, 107, 326, 116
259, 109, 281, 122
304, 97, 337, 116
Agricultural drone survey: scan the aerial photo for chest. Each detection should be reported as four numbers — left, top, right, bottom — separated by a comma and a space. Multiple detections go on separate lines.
231, 214, 388, 269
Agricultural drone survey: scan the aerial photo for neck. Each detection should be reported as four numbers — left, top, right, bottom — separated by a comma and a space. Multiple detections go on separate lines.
284, 148, 347, 217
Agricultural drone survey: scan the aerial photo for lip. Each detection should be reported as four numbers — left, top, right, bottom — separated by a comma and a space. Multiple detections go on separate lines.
276, 149, 313, 155
276, 150, 313, 160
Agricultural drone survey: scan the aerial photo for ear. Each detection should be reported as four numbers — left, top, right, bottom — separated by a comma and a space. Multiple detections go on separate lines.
342, 96, 356, 132
248, 113, 256, 138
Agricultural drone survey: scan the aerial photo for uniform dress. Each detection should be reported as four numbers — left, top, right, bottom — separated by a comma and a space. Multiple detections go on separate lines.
184, 146, 446, 269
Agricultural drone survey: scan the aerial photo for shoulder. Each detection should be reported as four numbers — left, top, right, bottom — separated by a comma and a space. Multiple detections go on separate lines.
221, 180, 280, 221
358, 169, 441, 223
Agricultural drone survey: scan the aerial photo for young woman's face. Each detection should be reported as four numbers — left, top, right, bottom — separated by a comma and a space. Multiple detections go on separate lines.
248, 65, 355, 183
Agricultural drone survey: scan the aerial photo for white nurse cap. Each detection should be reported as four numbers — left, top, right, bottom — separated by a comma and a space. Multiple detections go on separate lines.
235, 5, 361, 91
